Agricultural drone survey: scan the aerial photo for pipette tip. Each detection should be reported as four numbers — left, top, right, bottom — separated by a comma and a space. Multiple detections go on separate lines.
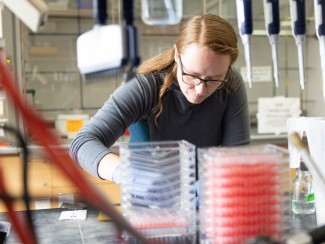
300, 81, 305, 90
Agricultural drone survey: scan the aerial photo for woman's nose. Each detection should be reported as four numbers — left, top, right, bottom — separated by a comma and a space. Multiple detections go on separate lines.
195, 82, 206, 95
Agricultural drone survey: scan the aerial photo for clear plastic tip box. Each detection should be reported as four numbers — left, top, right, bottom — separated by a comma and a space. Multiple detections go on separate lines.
119, 140, 197, 242
198, 145, 291, 244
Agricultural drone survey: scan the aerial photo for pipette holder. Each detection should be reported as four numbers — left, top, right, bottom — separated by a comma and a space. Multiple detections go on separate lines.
119, 140, 196, 242
287, 117, 325, 226
198, 145, 290, 244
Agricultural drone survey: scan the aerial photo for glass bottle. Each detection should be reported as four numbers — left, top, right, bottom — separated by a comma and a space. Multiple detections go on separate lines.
292, 162, 315, 214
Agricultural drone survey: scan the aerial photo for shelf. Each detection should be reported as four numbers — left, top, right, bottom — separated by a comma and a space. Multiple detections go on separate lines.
49, 9, 93, 18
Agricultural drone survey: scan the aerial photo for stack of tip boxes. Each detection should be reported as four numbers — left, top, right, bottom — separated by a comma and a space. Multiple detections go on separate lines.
198, 145, 290, 244
119, 140, 197, 243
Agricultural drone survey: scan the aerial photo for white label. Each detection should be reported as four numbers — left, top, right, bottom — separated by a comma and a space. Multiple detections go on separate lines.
59, 210, 87, 220
257, 96, 301, 135
240, 66, 272, 83
35, 198, 51, 210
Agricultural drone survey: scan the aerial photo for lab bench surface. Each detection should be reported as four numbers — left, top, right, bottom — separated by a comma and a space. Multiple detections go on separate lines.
0, 207, 120, 243
0, 207, 318, 244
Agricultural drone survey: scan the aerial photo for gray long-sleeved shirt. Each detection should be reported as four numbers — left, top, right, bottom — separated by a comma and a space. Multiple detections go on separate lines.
70, 69, 251, 177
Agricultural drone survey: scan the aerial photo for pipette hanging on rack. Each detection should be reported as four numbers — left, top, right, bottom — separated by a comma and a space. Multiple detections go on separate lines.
289, 0, 306, 90
314, 0, 325, 102
236, 0, 253, 88
263, 0, 280, 87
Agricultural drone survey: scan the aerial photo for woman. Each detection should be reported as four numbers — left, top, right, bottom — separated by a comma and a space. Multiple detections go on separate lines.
70, 14, 251, 183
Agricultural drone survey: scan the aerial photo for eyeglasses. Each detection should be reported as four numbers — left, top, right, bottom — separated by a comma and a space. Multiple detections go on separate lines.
178, 54, 229, 89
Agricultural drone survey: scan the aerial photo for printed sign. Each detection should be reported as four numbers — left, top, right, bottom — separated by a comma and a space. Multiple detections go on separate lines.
240, 66, 272, 83
257, 96, 301, 135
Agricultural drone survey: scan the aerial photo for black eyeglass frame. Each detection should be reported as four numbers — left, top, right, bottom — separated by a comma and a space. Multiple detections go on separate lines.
178, 54, 230, 88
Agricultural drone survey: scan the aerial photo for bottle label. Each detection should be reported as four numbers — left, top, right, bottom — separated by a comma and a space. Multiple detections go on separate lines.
306, 193, 315, 202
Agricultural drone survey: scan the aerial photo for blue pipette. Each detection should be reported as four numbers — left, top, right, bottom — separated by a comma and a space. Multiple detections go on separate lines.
289, 0, 306, 90
236, 0, 253, 88
263, 0, 280, 87
314, 0, 325, 101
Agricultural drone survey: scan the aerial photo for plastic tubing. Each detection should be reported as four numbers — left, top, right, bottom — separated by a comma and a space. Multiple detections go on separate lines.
0, 59, 150, 243
0, 168, 37, 244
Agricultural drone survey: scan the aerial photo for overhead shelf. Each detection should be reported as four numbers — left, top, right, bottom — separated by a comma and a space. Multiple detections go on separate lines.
49, 9, 93, 18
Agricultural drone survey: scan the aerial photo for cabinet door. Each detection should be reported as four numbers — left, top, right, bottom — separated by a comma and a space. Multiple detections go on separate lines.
50, 162, 120, 208
51, 161, 116, 186
51, 183, 120, 208
0, 156, 52, 212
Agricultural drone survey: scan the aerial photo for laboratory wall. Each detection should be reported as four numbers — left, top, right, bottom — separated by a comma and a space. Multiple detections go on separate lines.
3, 0, 325, 143
306, 20, 325, 117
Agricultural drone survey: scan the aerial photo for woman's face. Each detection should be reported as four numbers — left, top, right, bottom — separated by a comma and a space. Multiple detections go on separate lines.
174, 43, 231, 104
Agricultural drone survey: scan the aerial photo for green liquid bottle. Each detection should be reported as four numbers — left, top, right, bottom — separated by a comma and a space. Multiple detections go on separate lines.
292, 162, 316, 214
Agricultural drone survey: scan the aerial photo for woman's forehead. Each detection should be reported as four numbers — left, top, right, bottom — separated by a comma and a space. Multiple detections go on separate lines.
180, 44, 231, 74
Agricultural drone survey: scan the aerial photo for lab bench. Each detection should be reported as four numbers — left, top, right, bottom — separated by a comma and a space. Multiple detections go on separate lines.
0, 206, 318, 243
0, 132, 288, 213
0, 129, 288, 157
0, 154, 120, 212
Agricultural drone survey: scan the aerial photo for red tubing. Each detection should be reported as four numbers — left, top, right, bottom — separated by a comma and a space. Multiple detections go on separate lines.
0, 168, 37, 244
0, 59, 149, 243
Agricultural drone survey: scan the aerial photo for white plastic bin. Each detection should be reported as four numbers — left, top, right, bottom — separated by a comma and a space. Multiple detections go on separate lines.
288, 117, 325, 226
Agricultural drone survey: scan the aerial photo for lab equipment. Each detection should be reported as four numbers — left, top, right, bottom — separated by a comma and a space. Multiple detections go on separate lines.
1, 0, 48, 32
0, 221, 10, 244
141, 0, 182, 26
0, 89, 8, 140
289, 0, 306, 90
286, 225, 325, 244
236, 0, 253, 88
292, 162, 315, 215
198, 145, 290, 243
76, 0, 127, 79
123, 0, 141, 78
249, 225, 325, 244
263, 0, 280, 87
287, 118, 325, 226
314, 0, 325, 101
54, 114, 89, 139
119, 140, 196, 242
77, 0, 140, 82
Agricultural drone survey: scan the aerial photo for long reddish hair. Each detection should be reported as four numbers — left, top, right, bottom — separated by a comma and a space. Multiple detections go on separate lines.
137, 14, 239, 121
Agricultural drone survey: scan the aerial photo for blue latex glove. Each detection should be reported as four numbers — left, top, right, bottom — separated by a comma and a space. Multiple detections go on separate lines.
112, 164, 180, 209
111, 164, 123, 184
118, 123, 196, 209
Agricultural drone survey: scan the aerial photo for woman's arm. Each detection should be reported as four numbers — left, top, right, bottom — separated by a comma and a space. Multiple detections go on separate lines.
97, 153, 120, 180
70, 74, 159, 179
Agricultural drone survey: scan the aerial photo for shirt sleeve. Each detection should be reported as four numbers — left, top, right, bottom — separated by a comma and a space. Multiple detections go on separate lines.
221, 69, 251, 146
69, 74, 158, 177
